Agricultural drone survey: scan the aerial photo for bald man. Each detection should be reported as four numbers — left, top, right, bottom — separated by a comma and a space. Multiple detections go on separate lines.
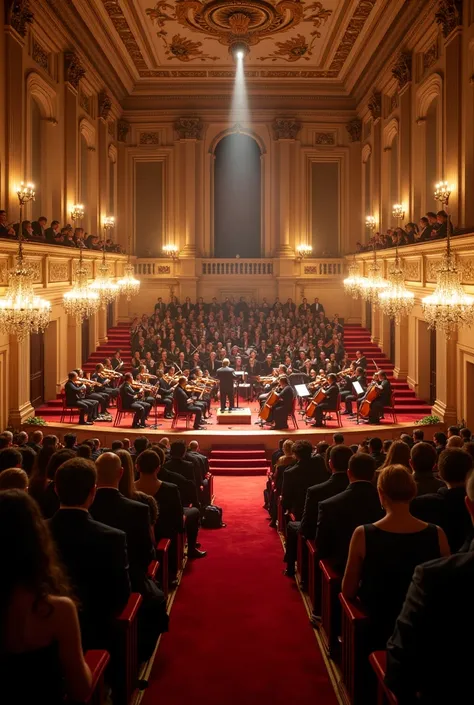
90, 452, 168, 658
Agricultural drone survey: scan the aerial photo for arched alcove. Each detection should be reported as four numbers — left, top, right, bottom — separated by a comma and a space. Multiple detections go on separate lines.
425, 97, 439, 213
213, 132, 261, 258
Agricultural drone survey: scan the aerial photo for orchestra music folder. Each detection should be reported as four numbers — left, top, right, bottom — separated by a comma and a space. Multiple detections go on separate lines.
295, 384, 311, 398
353, 381, 364, 396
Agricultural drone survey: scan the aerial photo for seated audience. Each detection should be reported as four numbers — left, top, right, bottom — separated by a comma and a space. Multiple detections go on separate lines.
0, 447, 22, 472
369, 436, 385, 468
0, 467, 29, 490
410, 442, 445, 496
411, 448, 473, 552
378, 439, 411, 472
0, 490, 92, 704
49, 458, 131, 649
433, 431, 447, 455
281, 440, 329, 520
342, 465, 449, 649
386, 470, 474, 705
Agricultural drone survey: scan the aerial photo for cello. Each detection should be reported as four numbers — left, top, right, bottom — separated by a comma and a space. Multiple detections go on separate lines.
358, 374, 381, 419
259, 388, 279, 421
305, 383, 329, 419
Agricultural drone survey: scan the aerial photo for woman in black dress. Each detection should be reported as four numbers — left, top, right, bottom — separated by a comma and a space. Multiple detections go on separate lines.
342, 464, 450, 648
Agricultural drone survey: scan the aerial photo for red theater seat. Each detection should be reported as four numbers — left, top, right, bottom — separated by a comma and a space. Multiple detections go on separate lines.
319, 559, 342, 660
114, 593, 143, 705
306, 539, 321, 615
156, 538, 171, 599
339, 594, 373, 705
80, 650, 110, 705
369, 651, 399, 705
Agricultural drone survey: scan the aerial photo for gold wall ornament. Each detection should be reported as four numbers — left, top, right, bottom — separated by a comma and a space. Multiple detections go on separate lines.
423, 42, 438, 73
139, 132, 160, 146
98, 90, 112, 121
346, 119, 362, 143
175, 116, 203, 140
32, 39, 49, 71
327, 0, 376, 73
64, 52, 85, 90
117, 119, 130, 143
368, 92, 382, 121
314, 132, 335, 145
435, 0, 462, 38
403, 260, 421, 282
392, 51, 412, 90
7, 0, 33, 37
49, 262, 69, 283
272, 117, 301, 140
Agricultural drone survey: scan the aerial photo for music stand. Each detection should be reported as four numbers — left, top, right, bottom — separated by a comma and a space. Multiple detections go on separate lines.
352, 380, 364, 425
234, 371, 247, 409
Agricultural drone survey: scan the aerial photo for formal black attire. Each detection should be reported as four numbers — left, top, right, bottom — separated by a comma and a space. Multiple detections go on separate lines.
1, 641, 66, 705
216, 365, 237, 411
173, 384, 202, 429
357, 523, 441, 649
411, 486, 470, 552
386, 547, 474, 705
313, 382, 339, 426
354, 355, 367, 370
413, 472, 445, 496
300, 472, 350, 541
342, 373, 367, 414
119, 381, 150, 427
316, 481, 384, 573
64, 380, 98, 422
271, 384, 295, 429
49, 509, 131, 650
89, 488, 168, 658
368, 378, 392, 423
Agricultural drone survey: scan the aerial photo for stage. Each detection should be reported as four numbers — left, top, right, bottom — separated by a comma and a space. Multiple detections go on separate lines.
32, 401, 443, 454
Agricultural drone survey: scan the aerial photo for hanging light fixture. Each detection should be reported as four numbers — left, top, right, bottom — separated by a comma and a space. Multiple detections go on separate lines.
343, 257, 365, 299
378, 245, 414, 321
360, 242, 388, 305
117, 219, 140, 301
91, 217, 119, 307
0, 183, 51, 341
63, 246, 100, 321
422, 182, 474, 336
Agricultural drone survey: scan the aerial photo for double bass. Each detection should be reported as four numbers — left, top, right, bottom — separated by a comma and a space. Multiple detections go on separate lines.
259, 388, 279, 421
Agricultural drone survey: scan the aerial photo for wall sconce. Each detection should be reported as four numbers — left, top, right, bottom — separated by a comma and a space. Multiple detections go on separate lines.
71, 204, 85, 222
296, 243, 313, 260
103, 216, 115, 232
392, 204, 405, 222
434, 181, 452, 207
163, 243, 180, 261
365, 215, 377, 231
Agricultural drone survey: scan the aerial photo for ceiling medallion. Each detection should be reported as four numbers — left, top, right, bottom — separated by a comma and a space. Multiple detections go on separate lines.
147, 0, 332, 59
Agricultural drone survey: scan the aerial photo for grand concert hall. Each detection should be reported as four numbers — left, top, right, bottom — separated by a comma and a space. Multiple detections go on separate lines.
0, 0, 473, 703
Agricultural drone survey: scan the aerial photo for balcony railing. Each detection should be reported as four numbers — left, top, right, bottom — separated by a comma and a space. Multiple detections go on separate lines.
201, 259, 273, 276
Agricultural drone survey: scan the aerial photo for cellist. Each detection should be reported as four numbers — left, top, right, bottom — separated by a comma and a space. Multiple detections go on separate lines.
266, 375, 295, 431
361, 370, 392, 424
310, 373, 340, 428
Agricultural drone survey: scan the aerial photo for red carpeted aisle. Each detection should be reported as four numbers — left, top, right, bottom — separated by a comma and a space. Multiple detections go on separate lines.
143, 476, 338, 705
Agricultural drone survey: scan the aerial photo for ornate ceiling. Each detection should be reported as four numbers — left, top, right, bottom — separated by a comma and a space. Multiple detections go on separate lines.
92, 0, 388, 82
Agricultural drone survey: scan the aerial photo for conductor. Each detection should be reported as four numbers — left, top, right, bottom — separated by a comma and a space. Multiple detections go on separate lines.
216, 358, 237, 412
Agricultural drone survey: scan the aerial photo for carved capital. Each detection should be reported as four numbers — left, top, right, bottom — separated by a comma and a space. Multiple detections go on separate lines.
368, 92, 382, 121
6, 0, 33, 37
64, 52, 85, 90
346, 118, 362, 143
392, 51, 412, 90
314, 132, 335, 146
272, 117, 301, 140
435, 0, 463, 38
140, 132, 160, 146
174, 117, 203, 140
117, 119, 130, 143
98, 90, 112, 121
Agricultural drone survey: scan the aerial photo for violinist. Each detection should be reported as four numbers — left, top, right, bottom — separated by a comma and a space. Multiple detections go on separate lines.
173, 376, 205, 430
311, 373, 340, 428
354, 349, 367, 370
363, 370, 392, 424
74, 368, 112, 422
135, 365, 158, 409
267, 375, 295, 431
64, 371, 98, 425
91, 363, 119, 400
342, 366, 367, 416
120, 372, 151, 428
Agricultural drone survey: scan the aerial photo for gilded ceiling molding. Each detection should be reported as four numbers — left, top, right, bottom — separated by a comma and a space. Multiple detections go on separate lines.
328, 0, 377, 73
102, 0, 149, 74
208, 125, 266, 154
174, 117, 204, 140
435, 0, 463, 38
272, 117, 301, 140
346, 118, 362, 143
6, 0, 33, 38
98, 90, 112, 121
117, 119, 130, 143
64, 52, 85, 91
392, 51, 412, 91
368, 92, 382, 121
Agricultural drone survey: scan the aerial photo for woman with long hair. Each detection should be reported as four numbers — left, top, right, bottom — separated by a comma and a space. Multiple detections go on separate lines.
0, 490, 91, 703
379, 440, 411, 471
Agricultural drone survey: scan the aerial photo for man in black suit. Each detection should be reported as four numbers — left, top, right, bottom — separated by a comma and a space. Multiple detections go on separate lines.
270, 375, 295, 430
316, 452, 383, 573
90, 452, 168, 659
342, 366, 367, 415
45, 219, 60, 243
136, 449, 206, 560
366, 370, 392, 424
187, 439, 210, 504
119, 372, 151, 428
31, 216, 47, 240
310, 297, 325, 315
64, 371, 98, 425
163, 441, 199, 503
0, 209, 16, 238
282, 441, 330, 577
154, 297, 167, 315
49, 458, 131, 649
354, 350, 367, 370
173, 376, 205, 430
410, 442, 445, 496
312, 373, 340, 427
411, 448, 472, 552
216, 358, 236, 412
385, 469, 474, 704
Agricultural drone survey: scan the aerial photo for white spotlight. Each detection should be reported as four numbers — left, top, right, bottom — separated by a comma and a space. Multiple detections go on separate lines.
236, 51, 244, 60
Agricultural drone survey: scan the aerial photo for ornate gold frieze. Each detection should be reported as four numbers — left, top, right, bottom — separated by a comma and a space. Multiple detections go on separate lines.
392, 51, 412, 90
49, 262, 69, 283
117, 119, 129, 143
175, 117, 203, 140
403, 260, 421, 281
435, 0, 462, 38
64, 52, 85, 90
98, 90, 112, 121
139, 132, 160, 146
423, 42, 438, 72
272, 117, 301, 140
314, 132, 335, 146
32, 39, 49, 71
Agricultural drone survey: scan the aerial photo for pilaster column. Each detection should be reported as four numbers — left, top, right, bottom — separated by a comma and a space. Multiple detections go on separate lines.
4, 25, 25, 214
368, 93, 382, 225
399, 83, 412, 218
63, 53, 85, 221
97, 307, 107, 345
371, 303, 380, 345
174, 117, 203, 257
272, 118, 301, 257
8, 336, 34, 427
443, 26, 463, 226
379, 311, 391, 356
432, 331, 458, 424
67, 315, 82, 374
346, 119, 363, 252
97, 91, 112, 226
393, 316, 409, 379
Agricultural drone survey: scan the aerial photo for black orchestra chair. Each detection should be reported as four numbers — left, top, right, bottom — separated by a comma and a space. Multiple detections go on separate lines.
322, 393, 343, 428
171, 398, 194, 429
113, 395, 136, 427
288, 397, 299, 429
60, 392, 81, 423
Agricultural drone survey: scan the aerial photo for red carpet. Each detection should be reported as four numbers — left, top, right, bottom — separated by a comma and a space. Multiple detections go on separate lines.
142, 477, 338, 705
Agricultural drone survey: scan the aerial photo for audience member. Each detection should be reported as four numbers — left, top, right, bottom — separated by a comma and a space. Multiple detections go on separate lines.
446, 435, 463, 448
0, 447, 22, 472
0, 467, 28, 490
410, 442, 445, 496
342, 465, 449, 649
379, 440, 411, 471
27, 429, 43, 453
368, 437, 385, 468
281, 440, 329, 520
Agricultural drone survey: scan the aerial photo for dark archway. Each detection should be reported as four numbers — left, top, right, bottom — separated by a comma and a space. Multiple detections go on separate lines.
214, 133, 261, 258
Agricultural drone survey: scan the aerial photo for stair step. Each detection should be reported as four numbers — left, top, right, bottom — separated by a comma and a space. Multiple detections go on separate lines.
210, 450, 266, 458
209, 458, 268, 468
209, 467, 269, 476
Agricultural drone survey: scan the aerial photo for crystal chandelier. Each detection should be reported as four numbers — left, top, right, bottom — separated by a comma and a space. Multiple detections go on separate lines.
378, 246, 414, 321
63, 247, 100, 322
360, 245, 388, 305
163, 243, 180, 261
0, 183, 51, 341
90, 218, 119, 307
343, 258, 365, 299
296, 243, 313, 260
117, 220, 140, 301
421, 182, 474, 336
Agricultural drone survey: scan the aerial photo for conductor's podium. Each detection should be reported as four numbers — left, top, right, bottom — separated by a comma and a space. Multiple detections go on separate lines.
216, 407, 252, 424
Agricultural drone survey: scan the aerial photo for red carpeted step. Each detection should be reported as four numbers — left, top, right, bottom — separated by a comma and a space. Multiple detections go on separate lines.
209, 459, 268, 468
208, 466, 269, 476
209, 444, 269, 476
210, 450, 267, 459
